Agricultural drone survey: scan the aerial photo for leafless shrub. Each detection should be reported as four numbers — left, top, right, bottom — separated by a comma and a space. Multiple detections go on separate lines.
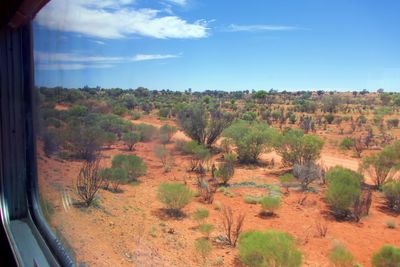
353, 189, 372, 222
352, 137, 365, 158
196, 176, 218, 204
220, 206, 245, 247
297, 194, 308, 206
76, 157, 104, 207
315, 219, 328, 238
293, 161, 323, 190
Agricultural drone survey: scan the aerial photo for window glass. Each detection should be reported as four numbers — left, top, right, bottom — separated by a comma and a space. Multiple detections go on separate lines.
34, 1, 400, 266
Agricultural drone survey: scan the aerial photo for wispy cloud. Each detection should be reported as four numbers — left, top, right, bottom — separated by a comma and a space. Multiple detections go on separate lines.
226, 24, 301, 32
132, 53, 180, 61
92, 40, 106, 45
36, 63, 113, 70
35, 0, 209, 39
165, 0, 187, 6
35, 51, 180, 70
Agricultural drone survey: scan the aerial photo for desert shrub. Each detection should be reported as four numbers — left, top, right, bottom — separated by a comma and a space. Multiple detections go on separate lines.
322, 95, 341, 113
386, 220, 397, 229
154, 145, 173, 172
242, 111, 257, 121
293, 161, 323, 190
195, 238, 212, 262
42, 129, 59, 157
244, 195, 262, 204
216, 153, 236, 185
99, 167, 129, 192
131, 111, 141, 120
193, 208, 209, 223
279, 173, 296, 193
122, 132, 140, 151
238, 230, 303, 267
111, 154, 147, 181
223, 120, 277, 164
387, 118, 399, 129
372, 245, 400, 267
112, 104, 128, 116
158, 107, 170, 118
220, 205, 245, 247
382, 180, 400, 212
177, 103, 234, 147
260, 196, 281, 216
103, 132, 117, 148
295, 99, 317, 113
340, 138, 354, 150
189, 145, 211, 173
136, 123, 158, 142
362, 141, 400, 188
157, 183, 192, 216
289, 113, 297, 124
299, 116, 315, 133
159, 124, 177, 144
196, 176, 218, 204
198, 223, 214, 238
329, 244, 355, 267
76, 158, 103, 207
325, 113, 335, 124
325, 167, 363, 219
394, 95, 400, 106
274, 129, 324, 166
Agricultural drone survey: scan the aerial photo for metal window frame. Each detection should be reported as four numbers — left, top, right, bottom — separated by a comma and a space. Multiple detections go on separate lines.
0, 20, 75, 267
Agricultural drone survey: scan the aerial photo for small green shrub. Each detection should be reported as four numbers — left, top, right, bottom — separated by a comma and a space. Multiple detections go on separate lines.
195, 238, 212, 262
122, 132, 140, 151
238, 230, 303, 267
382, 180, 400, 212
99, 167, 129, 192
325, 167, 362, 219
260, 196, 281, 215
372, 245, 400, 267
340, 138, 354, 150
193, 208, 209, 223
137, 123, 158, 142
111, 154, 147, 181
329, 244, 355, 267
198, 223, 214, 238
244, 195, 262, 204
157, 183, 192, 216
279, 173, 296, 193
159, 124, 177, 144
131, 111, 141, 120
386, 220, 397, 229
325, 113, 335, 124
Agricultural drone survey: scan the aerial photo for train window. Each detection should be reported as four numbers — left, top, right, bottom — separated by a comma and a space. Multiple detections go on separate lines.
2, 0, 399, 266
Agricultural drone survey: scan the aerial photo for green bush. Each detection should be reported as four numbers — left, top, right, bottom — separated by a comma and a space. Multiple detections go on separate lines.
238, 230, 303, 267
244, 195, 262, 204
159, 124, 177, 144
216, 153, 236, 185
99, 167, 129, 192
157, 183, 192, 216
195, 238, 212, 261
136, 123, 158, 142
340, 138, 354, 150
223, 120, 277, 163
372, 245, 400, 267
131, 111, 141, 120
325, 113, 335, 124
325, 167, 363, 219
198, 223, 214, 237
122, 132, 141, 150
193, 208, 209, 223
260, 196, 281, 215
329, 244, 355, 267
274, 129, 324, 166
111, 154, 147, 181
382, 180, 400, 212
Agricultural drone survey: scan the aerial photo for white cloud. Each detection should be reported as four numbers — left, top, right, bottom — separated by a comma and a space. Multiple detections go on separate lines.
92, 40, 106, 45
165, 0, 187, 6
132, 53, 180, 61
227, 24, 300, 32
36, 63, 113, 70
35, 51, 180, 70
35, 0, 209, 39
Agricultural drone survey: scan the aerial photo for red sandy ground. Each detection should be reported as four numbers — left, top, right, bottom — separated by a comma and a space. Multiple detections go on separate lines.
37, 115, 400, 267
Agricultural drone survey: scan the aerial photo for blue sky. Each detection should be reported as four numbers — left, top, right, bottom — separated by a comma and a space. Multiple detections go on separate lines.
34, 0, 400, 92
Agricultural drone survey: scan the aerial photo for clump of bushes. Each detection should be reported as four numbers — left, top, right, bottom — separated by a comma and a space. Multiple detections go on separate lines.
194, 238, 212, 263
136, 123, 158, 142
382, 180, 400, 212
238, 230, 303, 267
111, 154, 147, 181
99, 167, 128, 192
223, 120, 277, 164
157, 183, 192, 216
340, 138, 354, 150
216, 153, 236, 185
159, 124, 177, 144
122, 132, 140, 151
372, 245, 400, 267
293, 161, 324, 190
260, 196, 281, 216
329, 243, 355, 267
325, 167, 363, 220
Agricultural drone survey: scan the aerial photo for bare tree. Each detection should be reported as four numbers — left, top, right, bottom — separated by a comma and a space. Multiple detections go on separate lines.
220, 206, 245, 247
76, 157, 104, 207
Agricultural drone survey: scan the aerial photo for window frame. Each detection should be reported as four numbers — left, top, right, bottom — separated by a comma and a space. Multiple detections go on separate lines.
0, 14, 75, 267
